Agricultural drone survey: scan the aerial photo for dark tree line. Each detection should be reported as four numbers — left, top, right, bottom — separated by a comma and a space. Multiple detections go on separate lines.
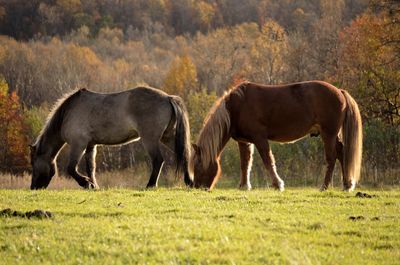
0, 0, 369, 40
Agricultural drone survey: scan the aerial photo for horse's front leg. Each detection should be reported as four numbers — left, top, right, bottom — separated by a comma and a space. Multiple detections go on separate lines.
85, 144, 99, 189
67, 144, 96, 189
254, 140, 284, 191
238, 142, 254, 190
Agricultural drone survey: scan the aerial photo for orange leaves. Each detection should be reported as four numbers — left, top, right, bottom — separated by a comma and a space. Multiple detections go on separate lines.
338, 12, 400, 125
340, 14, 382, 68
0, 78, 29, 173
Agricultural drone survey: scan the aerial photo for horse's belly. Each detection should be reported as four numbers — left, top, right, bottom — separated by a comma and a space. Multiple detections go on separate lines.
93, 128, 140, 145
269, 124, 320, 143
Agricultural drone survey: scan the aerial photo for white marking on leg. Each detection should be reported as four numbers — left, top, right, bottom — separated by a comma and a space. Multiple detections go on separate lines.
245, 144, 254, 190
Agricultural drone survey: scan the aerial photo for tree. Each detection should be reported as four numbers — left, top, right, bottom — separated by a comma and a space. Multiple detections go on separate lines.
309, 0, 345, 80
0, 77, 29, 173
285, 31, 312, 82
162, 55, 198, 97
191, 23, 257, 94
186, 90, 218, 138
338, 12, 400, 126
246, 20, 288, 84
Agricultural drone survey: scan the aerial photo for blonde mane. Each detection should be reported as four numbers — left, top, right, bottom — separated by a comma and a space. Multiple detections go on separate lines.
197, 84, 246, 169
33, 89, 83, 149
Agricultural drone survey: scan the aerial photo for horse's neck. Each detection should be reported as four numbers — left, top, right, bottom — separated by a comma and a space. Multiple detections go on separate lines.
38, 132, 65, 160
198, 99, 232, 164
198, 124, 231, 161
215, 130, 230, 157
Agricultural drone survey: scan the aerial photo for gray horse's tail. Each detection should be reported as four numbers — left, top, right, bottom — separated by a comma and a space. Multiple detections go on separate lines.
169, 96, 193, 186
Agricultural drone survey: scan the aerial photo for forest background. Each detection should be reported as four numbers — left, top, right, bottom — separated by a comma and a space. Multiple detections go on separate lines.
0, 0, 398, 188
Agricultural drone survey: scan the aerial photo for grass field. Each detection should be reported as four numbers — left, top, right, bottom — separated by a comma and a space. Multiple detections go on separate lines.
0, 187, 399, 265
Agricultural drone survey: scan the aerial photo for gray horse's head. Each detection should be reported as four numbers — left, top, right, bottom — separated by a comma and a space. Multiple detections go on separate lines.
30, 145, 56, 190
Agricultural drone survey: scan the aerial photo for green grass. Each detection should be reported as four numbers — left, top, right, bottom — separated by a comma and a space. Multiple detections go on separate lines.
0, 188, 399, 265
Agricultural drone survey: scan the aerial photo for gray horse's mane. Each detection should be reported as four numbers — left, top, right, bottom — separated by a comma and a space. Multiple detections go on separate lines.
197, 83, 247, 168
34, 89, 84, 152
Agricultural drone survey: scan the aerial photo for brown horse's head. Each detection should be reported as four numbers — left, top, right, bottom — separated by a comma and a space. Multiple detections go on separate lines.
192, 144, 221, 189
30, 145, 56, 190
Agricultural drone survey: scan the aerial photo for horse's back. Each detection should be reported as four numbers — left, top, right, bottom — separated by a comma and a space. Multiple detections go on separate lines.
228, 81, 346, 142
61, 87, 173, 145
127, 87, 174, 130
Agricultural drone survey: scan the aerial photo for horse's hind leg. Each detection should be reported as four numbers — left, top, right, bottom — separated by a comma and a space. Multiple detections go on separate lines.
254, 140, 284, 191
320, 134, 338, 191
335, 138, 351, 190
84, 144, 99, 189
238, 142, 254, 190
143, 139, 164, 188
161, 136, 192, 187
68, 143, 95, 189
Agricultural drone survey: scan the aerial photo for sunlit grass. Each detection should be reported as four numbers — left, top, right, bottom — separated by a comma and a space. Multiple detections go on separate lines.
0, 188, 399, 264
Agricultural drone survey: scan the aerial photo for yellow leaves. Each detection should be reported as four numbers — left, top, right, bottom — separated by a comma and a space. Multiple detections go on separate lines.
163, 55, 198, 97
64, 44, 101, 68
113, 59, 131, 76
0, 75, 8, 96
260, 20, 286, 42
196, 1, 215, 30
253, 20, 287, 58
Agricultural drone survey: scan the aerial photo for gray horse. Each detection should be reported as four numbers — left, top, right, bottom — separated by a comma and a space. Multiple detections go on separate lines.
30, 87, 193, 189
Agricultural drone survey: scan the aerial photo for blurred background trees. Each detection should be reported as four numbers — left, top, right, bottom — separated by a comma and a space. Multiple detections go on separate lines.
0, 0, 398, 187
0, 77, 29, 173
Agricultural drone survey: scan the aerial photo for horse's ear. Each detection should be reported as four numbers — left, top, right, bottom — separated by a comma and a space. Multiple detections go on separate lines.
192, 143, 200, 154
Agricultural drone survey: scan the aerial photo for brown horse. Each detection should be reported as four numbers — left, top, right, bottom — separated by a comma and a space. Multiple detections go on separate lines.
192, 81, 362, 191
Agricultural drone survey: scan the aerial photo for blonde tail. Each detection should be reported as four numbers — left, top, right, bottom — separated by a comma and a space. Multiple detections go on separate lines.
341, 90, 363, 191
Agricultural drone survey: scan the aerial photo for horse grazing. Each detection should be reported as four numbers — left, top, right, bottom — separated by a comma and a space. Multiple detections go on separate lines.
192, 81, 362, 191
30, 87, 193, 189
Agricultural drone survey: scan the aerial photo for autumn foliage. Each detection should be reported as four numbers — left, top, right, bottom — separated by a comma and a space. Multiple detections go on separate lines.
162, 55, 198, 97
339, 12, 400, 126
0, 78, 29, 173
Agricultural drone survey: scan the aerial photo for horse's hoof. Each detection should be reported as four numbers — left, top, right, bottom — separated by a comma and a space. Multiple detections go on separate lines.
239, 184, 252, 191
80, 179, 98, 190
343, 183, 355, 192
343, 187, 355, 192
272, 182, 285, 192
88, 182, 99, 190
184, 179, 194, 188
320, 185, 328, 192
